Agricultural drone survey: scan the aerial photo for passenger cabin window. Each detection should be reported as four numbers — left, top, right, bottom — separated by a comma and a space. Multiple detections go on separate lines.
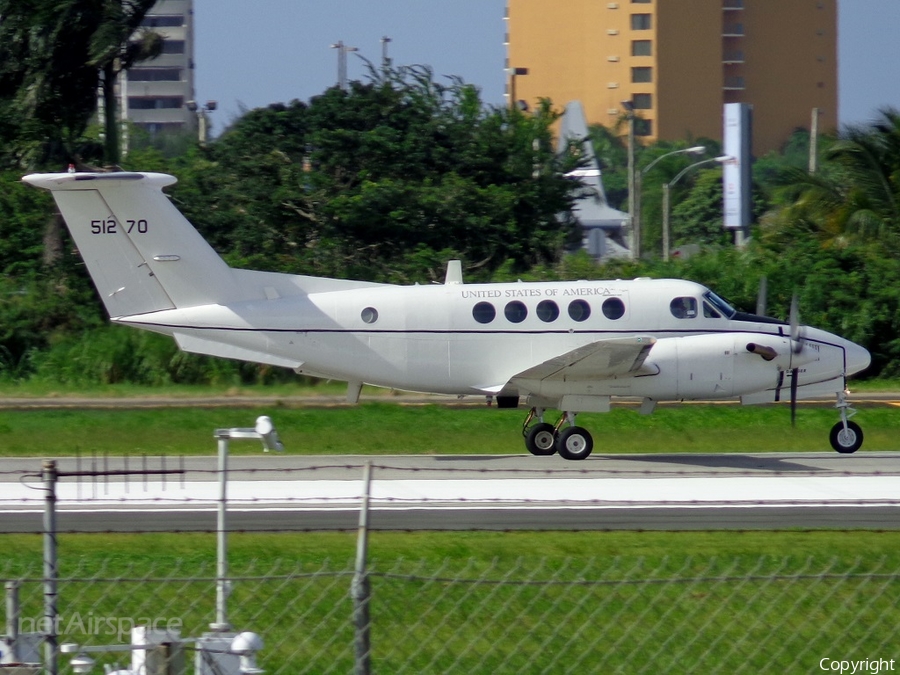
568, 299, 591, 322
472, 302, 496, 324
602, 297, 626, 320
536, 299, 559, 322
505, 301, 527, 323
670, 297, 698, 319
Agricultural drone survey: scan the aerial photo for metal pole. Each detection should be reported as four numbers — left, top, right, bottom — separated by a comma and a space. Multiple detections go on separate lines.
662, 183, 671, 262
352, 461, 372, 675
381, 36, 391, 70
626, 112, 637, 259
809, 107, 820, 174
6, 581, 19, 659
42, 459, 58, 675
211, 432, 231, 632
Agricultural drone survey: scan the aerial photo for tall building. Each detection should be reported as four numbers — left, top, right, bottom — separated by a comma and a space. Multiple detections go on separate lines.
505, 0, 837, 155
122, 0, 196, 135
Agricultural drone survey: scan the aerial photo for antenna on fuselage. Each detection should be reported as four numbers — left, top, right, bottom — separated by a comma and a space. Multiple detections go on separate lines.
444, 260, 463, 285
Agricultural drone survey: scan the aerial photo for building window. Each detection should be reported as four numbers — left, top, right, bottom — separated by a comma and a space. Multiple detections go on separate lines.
632, 93, 652, 109
127, 68, 182, 82
128, 97, 184, 110
142, 15, 184, 28
631, 39, 652, 56
631, 66, 653, 83
160, 40, 186, 55
635, 119, 653, 136
631, 13, 652, 30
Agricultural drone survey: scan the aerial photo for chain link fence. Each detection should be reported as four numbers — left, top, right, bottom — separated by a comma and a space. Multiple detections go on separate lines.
3, 554, 900, 674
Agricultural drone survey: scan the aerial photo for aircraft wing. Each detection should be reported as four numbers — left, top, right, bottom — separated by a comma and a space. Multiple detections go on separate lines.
511, 336, 656, 383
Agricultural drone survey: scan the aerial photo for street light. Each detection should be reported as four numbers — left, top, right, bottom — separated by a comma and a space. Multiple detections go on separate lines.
186, 100, 217, 146
508, 67, 529, 110
621, 100, 636, 258
662, 155, 732, 261
635, 145, 705, 253
331, 40, 359, 90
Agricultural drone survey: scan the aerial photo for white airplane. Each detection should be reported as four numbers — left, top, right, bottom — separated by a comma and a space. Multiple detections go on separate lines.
23, 171, 872, 460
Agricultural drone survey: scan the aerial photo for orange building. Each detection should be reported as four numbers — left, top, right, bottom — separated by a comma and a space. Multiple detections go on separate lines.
505, 0, 837, 155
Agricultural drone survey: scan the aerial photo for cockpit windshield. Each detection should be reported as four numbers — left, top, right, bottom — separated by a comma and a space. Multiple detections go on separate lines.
703, 291, 736, 319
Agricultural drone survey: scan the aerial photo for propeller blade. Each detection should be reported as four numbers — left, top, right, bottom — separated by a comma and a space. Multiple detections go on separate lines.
790, 367, 799, 427
789, 294, 803, 354
756, 276, 767, 317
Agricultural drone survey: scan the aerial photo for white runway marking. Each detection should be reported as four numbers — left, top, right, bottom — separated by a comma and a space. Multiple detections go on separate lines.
3, 475, 900, 510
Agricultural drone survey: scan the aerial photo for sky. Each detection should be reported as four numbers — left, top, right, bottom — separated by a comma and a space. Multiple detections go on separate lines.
192, 0, 900, 136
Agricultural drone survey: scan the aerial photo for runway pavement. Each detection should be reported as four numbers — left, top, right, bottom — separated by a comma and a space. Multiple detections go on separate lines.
2, 452, 900, 532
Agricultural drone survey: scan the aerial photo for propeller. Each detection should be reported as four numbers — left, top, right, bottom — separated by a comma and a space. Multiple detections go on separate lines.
756, 276, 767, 317
788, 293, 803, 426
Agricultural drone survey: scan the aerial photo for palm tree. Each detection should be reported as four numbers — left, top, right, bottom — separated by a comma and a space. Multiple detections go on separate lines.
765, 107, 900, 254
0, 0, 161, 168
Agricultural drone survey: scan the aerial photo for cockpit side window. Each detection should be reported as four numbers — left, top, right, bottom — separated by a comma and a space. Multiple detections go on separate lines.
703, 291, 736, 319
703, 302, 721, 318
670, 297, 698, 319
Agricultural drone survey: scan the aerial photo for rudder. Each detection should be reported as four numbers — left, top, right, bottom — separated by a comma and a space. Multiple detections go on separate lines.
23, 172, 240, 317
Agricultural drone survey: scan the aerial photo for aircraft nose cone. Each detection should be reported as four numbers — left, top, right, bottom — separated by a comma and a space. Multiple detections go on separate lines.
846, 340, 871, 377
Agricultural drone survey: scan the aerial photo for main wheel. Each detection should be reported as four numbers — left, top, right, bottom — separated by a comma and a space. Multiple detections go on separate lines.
830, 421, 863, 454
556, 426, 593, 460
525, 423, 557, 456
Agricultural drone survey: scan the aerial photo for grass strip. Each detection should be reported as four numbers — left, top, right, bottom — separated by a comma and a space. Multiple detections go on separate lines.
0, 401, 898, 456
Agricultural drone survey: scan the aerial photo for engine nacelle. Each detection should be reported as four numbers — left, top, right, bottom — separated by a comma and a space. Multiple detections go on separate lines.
637, 332, 790, 400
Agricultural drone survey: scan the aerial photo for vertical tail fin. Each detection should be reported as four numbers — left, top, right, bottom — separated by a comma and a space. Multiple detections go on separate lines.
22, 172, 239, 317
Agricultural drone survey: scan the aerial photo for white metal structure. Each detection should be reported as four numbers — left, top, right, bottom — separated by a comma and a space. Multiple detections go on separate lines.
23, 172, 872, 460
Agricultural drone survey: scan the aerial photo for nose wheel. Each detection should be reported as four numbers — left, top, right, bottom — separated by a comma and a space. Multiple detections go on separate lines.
830, 391, 863, 454
523, 408, 594, 460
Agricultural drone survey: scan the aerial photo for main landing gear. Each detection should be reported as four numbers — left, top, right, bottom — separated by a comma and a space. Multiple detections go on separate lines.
829, 391, 863, 454
522, 408, 594, 460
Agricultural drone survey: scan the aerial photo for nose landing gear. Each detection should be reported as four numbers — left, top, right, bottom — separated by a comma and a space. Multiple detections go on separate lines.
523, 408, 594, 460
830, 391, 863, 454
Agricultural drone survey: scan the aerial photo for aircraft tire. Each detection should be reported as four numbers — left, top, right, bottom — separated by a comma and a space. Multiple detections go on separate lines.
525, 423, 558, 456
830, 421, 863, 454
556, 426, 593, 460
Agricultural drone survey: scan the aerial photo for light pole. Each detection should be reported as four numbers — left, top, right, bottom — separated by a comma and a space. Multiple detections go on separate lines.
508, 67, 528, 109
662, 155, 731, 261
186, 100, 217, 146
621, 100, 637, 258
380, 36, 392, 71
331, 40, 359, 90
636, 146, 705, 254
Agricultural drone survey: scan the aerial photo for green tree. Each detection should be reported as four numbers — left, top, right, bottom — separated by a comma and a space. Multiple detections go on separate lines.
173, 66, 580, 282
0, 0, 161, 169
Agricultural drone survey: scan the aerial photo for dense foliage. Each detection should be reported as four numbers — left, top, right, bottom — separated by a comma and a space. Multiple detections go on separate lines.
0, 12, 898, 384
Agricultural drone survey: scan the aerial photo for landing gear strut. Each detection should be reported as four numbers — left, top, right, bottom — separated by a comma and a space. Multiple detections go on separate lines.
830, 391, 863, 454
523, 408, 594, 460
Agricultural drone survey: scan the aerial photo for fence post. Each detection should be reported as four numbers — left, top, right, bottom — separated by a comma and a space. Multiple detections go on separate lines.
211, 431, 232, 632
5, 581, 19, 660
42, 459, 58, 675
352, 461, 372, 675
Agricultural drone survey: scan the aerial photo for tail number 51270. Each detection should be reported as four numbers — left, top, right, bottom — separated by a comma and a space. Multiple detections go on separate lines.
90, 219, 148, 234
